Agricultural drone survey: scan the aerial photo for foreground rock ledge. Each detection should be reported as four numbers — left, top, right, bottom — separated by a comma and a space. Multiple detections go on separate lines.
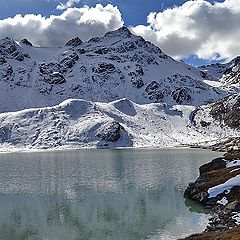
180, 227, 240, 240
181, 150, 240, 239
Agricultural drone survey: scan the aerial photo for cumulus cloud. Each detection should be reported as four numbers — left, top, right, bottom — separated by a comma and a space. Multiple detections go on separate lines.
131, 0, 240, 60
0, 4, 123, 46
57, 0, 80, 10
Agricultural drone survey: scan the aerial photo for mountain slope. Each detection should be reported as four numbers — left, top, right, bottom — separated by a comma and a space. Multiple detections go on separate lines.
191, 93, 240, 147
0, 97, 238, 151
199, 57, 240, 93
0, 27, 227, 113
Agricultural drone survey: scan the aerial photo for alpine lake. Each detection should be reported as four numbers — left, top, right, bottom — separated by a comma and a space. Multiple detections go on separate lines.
0, 148, 222, 240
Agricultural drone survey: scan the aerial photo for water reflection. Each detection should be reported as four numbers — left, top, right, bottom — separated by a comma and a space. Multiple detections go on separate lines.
0, 149, 221, 240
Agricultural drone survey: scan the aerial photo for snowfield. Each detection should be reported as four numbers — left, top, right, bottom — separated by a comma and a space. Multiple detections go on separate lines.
0, 27, 239, 151
0, 27, 231, 113
0, 98, 239, 151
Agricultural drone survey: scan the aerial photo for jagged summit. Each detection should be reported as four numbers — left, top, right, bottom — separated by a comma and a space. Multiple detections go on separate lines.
0, 37, 30, 61
104, 26, 132, 38
200, 55, 240, 87
65, 37, 82, 47
0, 28, 239, 150
20, 39, 33, 47
221, 56, 240, 87
230, 56, 240, 65
0, 27, 233, 113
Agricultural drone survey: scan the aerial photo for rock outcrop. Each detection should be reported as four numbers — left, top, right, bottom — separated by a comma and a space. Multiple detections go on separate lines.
184, 150, 240, 234
180, 227, 240, 240
0, 27, 229, 113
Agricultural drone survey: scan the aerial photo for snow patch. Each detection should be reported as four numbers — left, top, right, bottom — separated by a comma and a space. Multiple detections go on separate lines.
226, 160, 240, 168
217, 197, 228, 206
232, 213, 240, 225
208, 175, 240, 198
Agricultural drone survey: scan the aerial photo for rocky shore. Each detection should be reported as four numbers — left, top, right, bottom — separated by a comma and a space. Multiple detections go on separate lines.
181, 150, 240, 239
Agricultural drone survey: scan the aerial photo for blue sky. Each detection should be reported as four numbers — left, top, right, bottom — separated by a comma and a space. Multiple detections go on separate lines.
0, 0, 223, 25
0, 0, 237, 66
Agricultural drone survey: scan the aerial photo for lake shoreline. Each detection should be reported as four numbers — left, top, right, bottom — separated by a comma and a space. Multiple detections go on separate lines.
0, 144, 194, 154
0, 148, 219, 240
181, 150, 240, 240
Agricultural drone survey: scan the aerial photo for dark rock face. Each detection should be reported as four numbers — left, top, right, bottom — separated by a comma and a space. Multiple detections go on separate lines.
199, 158, 227, 175
0, 63, 13, 81
38, 63, 66, 84
184, 151, 240, 234
97, 121, 123, 142
60, 52, 79, 70
221, 56, 240, 86
198, 62, 228, 81
172, 87, 192, 104
93, 63, 116, 75
184, 153, 240, 205
104, 26, 133, 39
91, 62, 125, 87
21, 39, 33, 47
0, 37, 30, 61
0, 57, 6, 64
38, 52, 79, 86
65, 37, 82, 47
192, 94, 240, 134
145, 74, 203, 104
145, 81, 165, 102
48, 72, 66, 84
128, 65, 144, 88
180, 226, 240, 240
210, 94, 240, 129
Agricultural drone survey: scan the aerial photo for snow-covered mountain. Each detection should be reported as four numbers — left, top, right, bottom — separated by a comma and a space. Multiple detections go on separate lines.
190, 93, 240, 147
220, 57, 240, 89
199, 62, 229, 81
0, 97, 237, 151
0, 27, 227, 113
199, 57, 240, 92
0, 27, 239, 150
0, 96, 238, 151
193, 93, 240, 131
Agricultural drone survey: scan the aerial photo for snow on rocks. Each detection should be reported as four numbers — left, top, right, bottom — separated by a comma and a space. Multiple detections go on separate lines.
226, 160, 240, 168
0, 27, 230, 114
191, 94, 240, 147
208, 175, 240, 198
184, 150, 240, 232
217, 197, 228, 206
0, 27, 239, 150
232, 213, 240, 225
0, 95, 238, 151
185, 151, 240, 205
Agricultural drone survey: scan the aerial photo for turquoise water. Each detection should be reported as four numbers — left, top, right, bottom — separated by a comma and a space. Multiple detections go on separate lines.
0, 148, 221, 240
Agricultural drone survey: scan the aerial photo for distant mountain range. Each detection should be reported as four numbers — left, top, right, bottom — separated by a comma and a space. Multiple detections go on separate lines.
0, 27, 239, 150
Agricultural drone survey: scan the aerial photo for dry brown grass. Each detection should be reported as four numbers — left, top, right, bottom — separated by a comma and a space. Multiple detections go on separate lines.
180, 226, 240, 240
225, 152, 240, 160
197, 167, 240, 193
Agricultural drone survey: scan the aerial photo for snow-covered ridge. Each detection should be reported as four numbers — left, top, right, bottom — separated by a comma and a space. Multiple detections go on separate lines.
0, 97, 239, 151
0, 27, 239, 150
193, 93, 240, 131
199, 56, 240, 92
0, 27, 229, 113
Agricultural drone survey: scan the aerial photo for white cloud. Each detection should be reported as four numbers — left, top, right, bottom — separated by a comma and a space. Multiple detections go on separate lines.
131, 0, 240, 61
57, 0, 80, 10
0, 1, 240, 61
0, 4, 123, 46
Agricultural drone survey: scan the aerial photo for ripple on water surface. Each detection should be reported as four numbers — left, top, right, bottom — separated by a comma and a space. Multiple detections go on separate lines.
0, 148, 221, 240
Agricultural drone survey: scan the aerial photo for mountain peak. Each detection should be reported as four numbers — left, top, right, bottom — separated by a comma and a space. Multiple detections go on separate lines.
104, 26, 132, 38
20, 39, 33, 47
231, 56, 240, 66
65, 37, 82, 47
